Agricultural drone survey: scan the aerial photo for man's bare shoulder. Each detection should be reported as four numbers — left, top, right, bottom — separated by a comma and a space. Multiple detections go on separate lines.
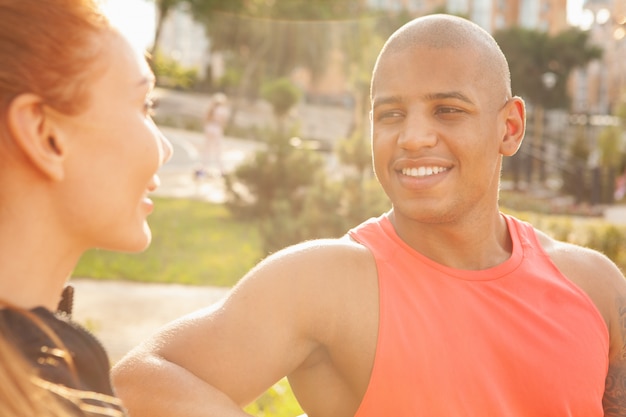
533, 227, 623, 288
534, 227, 626, 328
536, 227, 626, 416
229, 236, 376, 310
238, 236, 374, 288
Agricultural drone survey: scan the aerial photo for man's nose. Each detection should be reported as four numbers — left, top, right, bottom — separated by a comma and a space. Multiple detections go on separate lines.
397, 114, 438, 150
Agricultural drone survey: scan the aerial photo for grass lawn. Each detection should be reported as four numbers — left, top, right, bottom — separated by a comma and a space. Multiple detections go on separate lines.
73, 197, 304, 416
72, 197, 264, 287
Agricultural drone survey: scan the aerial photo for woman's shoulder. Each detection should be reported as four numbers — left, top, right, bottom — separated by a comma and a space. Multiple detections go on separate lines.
1, 306, 114, 394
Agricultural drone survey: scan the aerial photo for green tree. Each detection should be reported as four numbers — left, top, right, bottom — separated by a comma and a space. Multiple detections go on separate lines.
562, 126, 591, 204
186, 1, 367, 97
494, 27, 601, 110
224, 77, 323, 253
261, 78, 302, 122
224, 126, 325, 253
150, 50, 198, 90
494, 27, 602, 187
149, 0, 186, 56
597, 125, 622, 204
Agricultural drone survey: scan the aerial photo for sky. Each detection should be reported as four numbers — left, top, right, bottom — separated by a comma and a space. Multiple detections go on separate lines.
102, 0, 155, 50
102, 0, 587, 51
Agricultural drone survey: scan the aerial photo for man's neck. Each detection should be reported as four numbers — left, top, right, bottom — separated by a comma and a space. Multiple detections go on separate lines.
388, 209, 512, 270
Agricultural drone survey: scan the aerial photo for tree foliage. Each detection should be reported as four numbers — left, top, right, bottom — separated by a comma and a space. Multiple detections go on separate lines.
149, 0, 187, 55
494, 27, 602, 109
261, 78, 302, 119
224, 126, 325, 253
186, 0, 363, 88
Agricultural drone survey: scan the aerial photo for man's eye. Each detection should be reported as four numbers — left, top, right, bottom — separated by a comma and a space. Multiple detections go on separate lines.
436, 107, 463, 114
376, 110, 404, 121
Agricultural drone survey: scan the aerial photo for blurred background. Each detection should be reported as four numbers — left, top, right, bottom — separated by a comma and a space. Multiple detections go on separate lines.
71, 2, 626, 414
105, 0, 626, 217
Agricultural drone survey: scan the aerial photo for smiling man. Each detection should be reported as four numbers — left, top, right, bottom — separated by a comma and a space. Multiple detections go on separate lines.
113, 14, 626, 417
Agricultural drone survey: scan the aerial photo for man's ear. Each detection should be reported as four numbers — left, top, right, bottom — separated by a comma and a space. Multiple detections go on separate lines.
499, 96, 526, 157
7, 94, 65, 181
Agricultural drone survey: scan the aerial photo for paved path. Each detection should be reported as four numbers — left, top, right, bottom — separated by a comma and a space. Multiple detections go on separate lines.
71, 279, 229, 364
154, 126, 264, 203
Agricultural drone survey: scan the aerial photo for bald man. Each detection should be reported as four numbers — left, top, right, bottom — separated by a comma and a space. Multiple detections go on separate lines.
112, 14, 626, 417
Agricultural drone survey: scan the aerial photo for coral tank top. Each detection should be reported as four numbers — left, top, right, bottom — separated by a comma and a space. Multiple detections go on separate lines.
348, 213, 608, 417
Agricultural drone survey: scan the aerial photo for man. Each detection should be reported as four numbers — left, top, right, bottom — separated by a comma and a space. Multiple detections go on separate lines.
112, 14, 626, 416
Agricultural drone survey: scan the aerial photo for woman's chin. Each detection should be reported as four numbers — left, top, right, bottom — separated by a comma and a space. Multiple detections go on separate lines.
105, 227, 152, 254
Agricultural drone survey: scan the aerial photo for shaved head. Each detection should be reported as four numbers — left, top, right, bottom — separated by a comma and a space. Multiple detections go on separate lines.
372, 14, 511, 103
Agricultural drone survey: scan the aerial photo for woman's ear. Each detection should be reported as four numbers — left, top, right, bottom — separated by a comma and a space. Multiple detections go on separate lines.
499, 96, 526, 157
7, 94, 65, 181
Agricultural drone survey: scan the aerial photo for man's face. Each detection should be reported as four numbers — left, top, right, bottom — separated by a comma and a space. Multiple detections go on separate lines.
370, 45, 509, 225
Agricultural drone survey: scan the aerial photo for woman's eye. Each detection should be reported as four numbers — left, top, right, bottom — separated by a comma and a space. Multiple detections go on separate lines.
144, 97, 158, 116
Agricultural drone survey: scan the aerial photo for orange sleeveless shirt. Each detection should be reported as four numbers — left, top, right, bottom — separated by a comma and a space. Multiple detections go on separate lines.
348, 213, 608, 416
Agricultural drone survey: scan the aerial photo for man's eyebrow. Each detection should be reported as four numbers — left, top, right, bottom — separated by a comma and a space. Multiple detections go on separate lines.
372, 91, 475, 110
371, 95, 403, 110
424, 91, 474, 104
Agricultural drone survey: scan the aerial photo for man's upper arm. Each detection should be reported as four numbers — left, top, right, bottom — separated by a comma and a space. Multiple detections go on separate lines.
150, 257, 317, 405
575, 247, 626, 416
603, 283, 626, 416
135, 239, 359, 408
541, 233, 626, 416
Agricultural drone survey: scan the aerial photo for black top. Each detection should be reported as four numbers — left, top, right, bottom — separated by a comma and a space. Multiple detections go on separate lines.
0, 306, 127, 416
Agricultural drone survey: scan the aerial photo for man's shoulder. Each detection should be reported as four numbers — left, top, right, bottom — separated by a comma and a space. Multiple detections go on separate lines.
230, 236, 379, 353
260, 237, 373, 270
233, 237, 376, 293
533, 227, 618, 275
533, 227, 626, 326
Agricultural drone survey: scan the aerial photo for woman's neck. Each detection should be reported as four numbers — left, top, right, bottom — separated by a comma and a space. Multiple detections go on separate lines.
0, 215, 80, 311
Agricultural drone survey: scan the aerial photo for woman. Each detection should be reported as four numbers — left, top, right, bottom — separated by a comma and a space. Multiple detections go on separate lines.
195, 93, 230, 179
0, 0, 172, 414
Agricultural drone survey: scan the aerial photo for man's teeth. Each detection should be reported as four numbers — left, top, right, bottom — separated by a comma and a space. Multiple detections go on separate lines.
401, 166, 448, 177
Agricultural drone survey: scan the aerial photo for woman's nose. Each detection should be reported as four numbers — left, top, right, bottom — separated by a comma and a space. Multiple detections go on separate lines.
158, 129, 174, 165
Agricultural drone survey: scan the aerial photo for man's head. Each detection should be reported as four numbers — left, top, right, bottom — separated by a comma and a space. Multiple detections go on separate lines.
372, 14, 511, 106
369, 14, 526, 225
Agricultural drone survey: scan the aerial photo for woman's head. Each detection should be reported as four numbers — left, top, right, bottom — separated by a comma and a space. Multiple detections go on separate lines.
0, 0, 172, 260
0, 0, 109, 123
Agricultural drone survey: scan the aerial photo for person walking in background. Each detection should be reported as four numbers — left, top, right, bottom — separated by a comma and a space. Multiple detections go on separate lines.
113, 14, 626, 417
0, 0, 172, 415
195, 93, 230, 179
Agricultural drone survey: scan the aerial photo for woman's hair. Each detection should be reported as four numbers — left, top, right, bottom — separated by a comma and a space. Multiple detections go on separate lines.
0, 300, 75, 416
0, 301, 125, 416
0, 335, 71, 417
0, 0, 111, 120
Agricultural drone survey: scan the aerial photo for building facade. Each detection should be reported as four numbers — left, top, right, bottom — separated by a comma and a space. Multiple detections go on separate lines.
156, 0, 623, 121
572, 0, 626, 116
366, 0, 569, 32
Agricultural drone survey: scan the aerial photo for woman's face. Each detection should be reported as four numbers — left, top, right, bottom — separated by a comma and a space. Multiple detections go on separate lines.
52, 31, 172, 253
